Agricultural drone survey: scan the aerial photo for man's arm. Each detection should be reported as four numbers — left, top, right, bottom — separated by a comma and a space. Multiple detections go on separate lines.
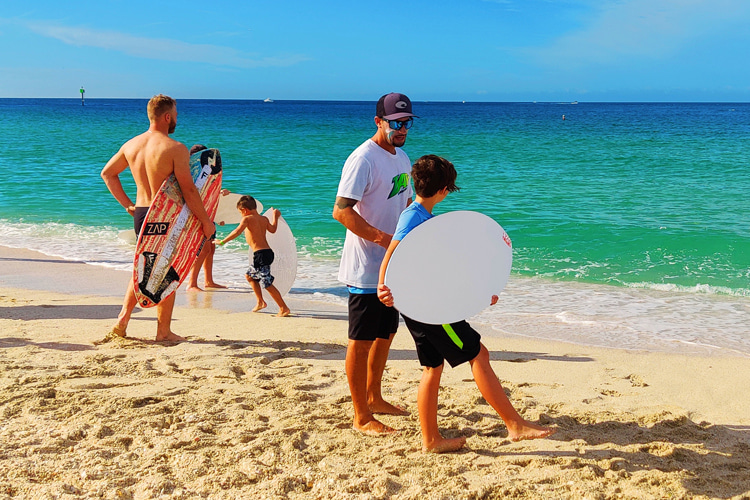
172, 145, 216, 238
100, 149, 136, 215
332, 196, 392, 249
376, 238, 401, 306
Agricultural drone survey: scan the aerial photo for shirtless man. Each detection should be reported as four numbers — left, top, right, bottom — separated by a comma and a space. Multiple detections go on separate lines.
101, 94, 215, 342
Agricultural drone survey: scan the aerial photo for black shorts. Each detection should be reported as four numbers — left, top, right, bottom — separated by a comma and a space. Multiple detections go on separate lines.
134, 206, 149, 236
348, 292, 399, 341
402, 315, 482, 368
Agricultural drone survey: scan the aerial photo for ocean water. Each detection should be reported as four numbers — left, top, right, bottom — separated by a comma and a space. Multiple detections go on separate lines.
1, 99, 748, 356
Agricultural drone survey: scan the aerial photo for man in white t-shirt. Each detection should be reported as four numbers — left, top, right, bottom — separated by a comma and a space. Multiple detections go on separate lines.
333, 93, 416, 436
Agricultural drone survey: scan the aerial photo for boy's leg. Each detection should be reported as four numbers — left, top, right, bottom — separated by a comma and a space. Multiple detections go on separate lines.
245, 275, 267, 312
264, 284, 290, 317
155, 292, 184, 342
419, 364, 466, 453
470, 344, 555, 441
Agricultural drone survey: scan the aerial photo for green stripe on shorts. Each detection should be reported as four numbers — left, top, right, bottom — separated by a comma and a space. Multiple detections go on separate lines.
442, 324, 463, 349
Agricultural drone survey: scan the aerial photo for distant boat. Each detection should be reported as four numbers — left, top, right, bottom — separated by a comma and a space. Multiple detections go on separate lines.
263, 98, 274, 103
571, 101, 579, 104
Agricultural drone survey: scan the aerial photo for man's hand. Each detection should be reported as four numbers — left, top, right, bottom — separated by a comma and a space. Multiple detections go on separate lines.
201, 220, 216, 240
377, 284, 394, 307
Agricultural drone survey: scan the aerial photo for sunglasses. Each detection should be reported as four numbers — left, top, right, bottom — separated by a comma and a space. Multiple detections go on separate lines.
386, 118, 413, 131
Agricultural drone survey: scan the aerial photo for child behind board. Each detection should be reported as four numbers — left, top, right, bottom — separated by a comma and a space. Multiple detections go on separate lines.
217, 195, 290, 317
377, 155, 555, 453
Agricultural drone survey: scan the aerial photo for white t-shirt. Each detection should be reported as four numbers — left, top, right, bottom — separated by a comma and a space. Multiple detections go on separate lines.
337, 139, 412, 289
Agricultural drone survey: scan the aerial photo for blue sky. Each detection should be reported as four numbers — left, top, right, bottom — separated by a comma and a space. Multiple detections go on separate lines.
2, 0, 749, 102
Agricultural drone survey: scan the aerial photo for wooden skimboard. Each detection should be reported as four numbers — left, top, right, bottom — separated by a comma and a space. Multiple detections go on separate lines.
215, 192, 263, 226
133, 148, 223, 308
249, 208, 297, 301
384, 210, 512, 325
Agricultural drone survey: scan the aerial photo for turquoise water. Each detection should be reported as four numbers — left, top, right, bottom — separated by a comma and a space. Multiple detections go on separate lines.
1, 99, 748, 355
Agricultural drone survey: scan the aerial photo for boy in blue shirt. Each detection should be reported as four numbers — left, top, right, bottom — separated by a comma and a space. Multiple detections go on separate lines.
377, 155, 555, 453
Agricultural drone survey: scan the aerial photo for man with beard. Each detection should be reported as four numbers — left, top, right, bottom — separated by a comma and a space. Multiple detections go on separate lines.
101, 94, 215, 342
333, 93, 416, 435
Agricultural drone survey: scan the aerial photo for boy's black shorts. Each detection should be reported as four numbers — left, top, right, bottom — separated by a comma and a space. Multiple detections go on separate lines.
348, 292, 399, 341
402, 315, 481, 368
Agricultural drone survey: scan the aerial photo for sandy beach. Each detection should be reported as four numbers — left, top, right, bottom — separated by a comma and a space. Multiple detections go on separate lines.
1, 245, 749, 499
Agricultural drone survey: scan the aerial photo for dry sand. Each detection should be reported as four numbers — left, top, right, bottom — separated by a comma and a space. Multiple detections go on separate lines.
1, 246, 749, 499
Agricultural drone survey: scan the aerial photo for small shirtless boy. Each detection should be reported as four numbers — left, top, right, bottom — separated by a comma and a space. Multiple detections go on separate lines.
217, 195, 290, 317
377, 154, 556, 453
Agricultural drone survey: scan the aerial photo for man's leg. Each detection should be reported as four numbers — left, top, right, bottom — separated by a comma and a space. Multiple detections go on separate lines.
203, 244, 226, 289
346, 339, 397, 435
187, 244, 210, 291
155, 292, 184, 342
112, 281, 138, 337
367, 333, 408, 415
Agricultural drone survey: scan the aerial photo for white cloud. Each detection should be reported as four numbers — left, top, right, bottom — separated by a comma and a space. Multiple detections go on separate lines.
525, 0, 750, 68
24, 21, 309, 68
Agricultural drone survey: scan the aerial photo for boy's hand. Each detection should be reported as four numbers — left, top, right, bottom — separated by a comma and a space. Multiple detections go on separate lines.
377, 284, 394, 307
490, 295, 499, 306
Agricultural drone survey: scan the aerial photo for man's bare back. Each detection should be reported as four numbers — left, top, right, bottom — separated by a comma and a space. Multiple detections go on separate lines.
121, 131, 184, 207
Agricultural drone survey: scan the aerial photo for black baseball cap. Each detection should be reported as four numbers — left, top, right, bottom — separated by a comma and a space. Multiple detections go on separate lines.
376, 93, 418, 120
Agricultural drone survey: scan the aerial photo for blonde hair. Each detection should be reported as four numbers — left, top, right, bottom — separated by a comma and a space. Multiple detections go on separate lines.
147, 94, 176, 121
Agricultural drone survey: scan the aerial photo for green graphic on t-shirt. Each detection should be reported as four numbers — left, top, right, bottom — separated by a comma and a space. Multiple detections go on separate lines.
389, 173, 410, 199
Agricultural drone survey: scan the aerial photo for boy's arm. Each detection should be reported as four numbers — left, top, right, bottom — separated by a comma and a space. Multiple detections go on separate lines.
376, 239, 401, 307
217, 219, 248, 246
266, 208, 280, 234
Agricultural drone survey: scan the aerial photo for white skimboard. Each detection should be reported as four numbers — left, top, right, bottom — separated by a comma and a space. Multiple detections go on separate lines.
250, 208, 297, 301
215, 192, 263, 226
384, 210, 512, 325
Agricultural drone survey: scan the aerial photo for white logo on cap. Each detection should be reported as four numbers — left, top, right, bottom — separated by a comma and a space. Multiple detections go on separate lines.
395, 101, 408, 109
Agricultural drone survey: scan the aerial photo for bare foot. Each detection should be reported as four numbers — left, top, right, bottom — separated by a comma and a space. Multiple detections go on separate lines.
276, 307, 291, 317
423, 436, 467, 454
155, 332, 186, 342
252, 301, 268, 312
186, 284, 204, 292
508, 422, 557, 442
111, 325, 127, 338
369, 400, 409, 416
204, 282, 227, 289
352, 419, 399, 437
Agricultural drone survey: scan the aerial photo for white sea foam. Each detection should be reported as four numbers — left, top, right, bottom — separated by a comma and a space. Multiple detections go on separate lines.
1, 220, 748, 357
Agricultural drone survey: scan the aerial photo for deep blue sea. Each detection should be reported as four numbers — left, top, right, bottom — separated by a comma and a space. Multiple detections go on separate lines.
1, 99, 748, 356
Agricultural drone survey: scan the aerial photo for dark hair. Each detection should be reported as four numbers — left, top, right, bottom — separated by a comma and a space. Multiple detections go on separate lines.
237, 195, 257, 211
189, 144, 207, 155
411, 155, 459, 198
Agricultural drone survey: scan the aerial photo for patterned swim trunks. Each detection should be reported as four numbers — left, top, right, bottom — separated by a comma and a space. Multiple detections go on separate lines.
246, 248, 275, 289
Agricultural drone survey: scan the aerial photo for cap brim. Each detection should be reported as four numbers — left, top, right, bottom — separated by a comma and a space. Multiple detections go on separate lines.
382, 112, 418, 120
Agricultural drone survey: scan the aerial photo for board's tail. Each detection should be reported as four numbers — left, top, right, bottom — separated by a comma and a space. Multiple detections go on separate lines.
136, 251, 181, 306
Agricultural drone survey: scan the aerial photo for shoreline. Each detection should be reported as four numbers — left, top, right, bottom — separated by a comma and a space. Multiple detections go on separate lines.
1, 245, 750, 497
